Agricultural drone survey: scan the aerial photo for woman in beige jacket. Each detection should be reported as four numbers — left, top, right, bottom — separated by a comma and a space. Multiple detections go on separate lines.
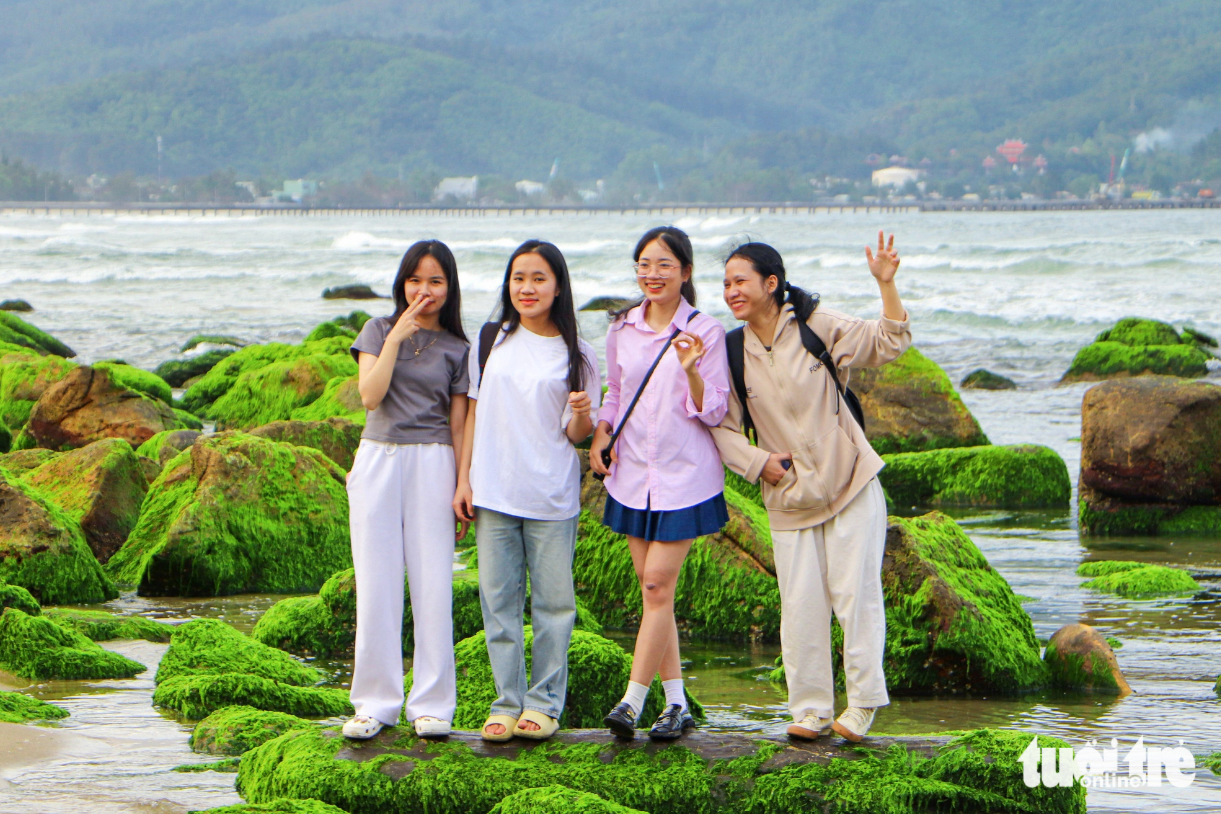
711, 233, 909, 742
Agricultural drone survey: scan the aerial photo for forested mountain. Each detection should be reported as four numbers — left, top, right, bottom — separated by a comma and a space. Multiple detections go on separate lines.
1, 0, 1219, 198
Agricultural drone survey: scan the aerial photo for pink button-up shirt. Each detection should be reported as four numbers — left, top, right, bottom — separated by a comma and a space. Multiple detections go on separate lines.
599, 298, 730, 511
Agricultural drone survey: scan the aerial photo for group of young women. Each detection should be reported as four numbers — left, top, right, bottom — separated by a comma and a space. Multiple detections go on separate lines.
340, 225, 910, 745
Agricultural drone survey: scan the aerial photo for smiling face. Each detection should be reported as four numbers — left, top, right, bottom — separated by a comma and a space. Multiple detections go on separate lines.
723, 255, 778, 322
401, 254, 449, 318
635, 238, 689, 307
509, 252, 558, 321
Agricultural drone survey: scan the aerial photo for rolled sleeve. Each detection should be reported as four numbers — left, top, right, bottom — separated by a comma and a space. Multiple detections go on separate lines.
711, 387, 771, 483
684, 319, 730, 426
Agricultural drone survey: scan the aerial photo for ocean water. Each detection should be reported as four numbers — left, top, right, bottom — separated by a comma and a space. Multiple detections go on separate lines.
1, 209, 1220, 813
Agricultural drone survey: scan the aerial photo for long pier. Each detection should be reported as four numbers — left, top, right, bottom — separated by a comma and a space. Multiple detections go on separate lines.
0, 199, 1217, 217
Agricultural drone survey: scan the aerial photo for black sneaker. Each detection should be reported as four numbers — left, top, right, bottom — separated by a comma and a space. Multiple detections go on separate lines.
648, 704, 693, 740
603, 702, 637, 739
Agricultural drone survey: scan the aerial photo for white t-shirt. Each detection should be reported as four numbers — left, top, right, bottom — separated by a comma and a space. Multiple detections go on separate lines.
468, 325, 602, 521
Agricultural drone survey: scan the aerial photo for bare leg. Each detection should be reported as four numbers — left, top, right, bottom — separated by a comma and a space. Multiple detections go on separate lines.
626, 536, 693, 687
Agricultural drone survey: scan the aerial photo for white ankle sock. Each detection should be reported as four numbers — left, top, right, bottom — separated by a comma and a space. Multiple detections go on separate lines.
661, 678, 687, 711
621, 681, 649, 718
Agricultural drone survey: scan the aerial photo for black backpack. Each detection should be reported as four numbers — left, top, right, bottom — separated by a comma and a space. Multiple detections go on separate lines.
725, 317, 865, 435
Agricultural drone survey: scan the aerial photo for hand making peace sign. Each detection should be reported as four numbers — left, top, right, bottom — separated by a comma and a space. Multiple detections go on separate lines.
386, 291, 433, 344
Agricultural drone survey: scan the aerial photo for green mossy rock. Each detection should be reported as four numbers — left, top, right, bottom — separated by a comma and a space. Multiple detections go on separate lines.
180, 337, 353, 416
332, 311, 373, 332
207, 353, 359, 431
0, 579, 41, 615
1095, 317, 1183, 346
182, 335, 248, 353
879, 444, 1070, 509
0, 689, 69, 723
1183, 326, 1219, 349
0, 299, 33, 312
0, 312, 75, 357
491, 786, 645, 814
0, 447, 59, 476
430, 628, 703, 731
193, 799, 349, 814
0, 469, 118, 605
42, 608, 175, 642
579, 296, 635, 312
156, 349, 237, 387
322, 284, 385, 300
136, 429, 202, 467
23, 438, 149, 563
1076, 560, 1200, 597
107, 432, 351, 597
249, 417, 363, 471
1078, 488, 1221, 536
0, 608, 145, 680
191, 705, 315, 756
93, 361, 172, 404
304, 322, 357, 343
156, 619, 324, 687
960, 368, 1017, 390
1062, 318, 1213, 382
882, 513, 1047, 693
154, 673, 352, 720
235, 727, 1084, 814
174, 758, 241, 773
0, 421, 9, 453
1043, 623, 1130, 694
851, 347, 990, 455
175, 408, 205, 429
289, 375, 364, 425
0, 344, 77, 433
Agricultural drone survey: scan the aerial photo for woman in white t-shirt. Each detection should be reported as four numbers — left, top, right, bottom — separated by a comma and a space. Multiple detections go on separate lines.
453, 239, 601, 742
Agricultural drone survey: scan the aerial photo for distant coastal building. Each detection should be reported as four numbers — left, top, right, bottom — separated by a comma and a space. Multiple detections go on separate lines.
871, 166, 924, 188
515, 180, 546, 196
435, 176, 479, 201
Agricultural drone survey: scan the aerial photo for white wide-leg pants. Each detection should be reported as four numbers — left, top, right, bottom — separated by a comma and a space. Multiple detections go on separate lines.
347, 440, 457, 725
772, 477, 889, 720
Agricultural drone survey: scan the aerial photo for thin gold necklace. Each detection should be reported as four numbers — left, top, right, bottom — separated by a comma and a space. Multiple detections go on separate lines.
407, 332, 438, 358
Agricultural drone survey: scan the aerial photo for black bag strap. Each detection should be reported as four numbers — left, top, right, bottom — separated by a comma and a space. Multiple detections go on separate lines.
726, 326, 754, 435
477, 322, 502, 381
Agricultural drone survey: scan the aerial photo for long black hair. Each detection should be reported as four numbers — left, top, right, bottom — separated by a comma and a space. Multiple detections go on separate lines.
494, 239, 591, 393
725, 242, 819, 322
390, 240, 467, 342
609, 226, 697, 321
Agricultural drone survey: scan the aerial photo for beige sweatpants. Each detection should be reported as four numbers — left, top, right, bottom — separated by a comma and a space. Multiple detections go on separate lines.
772, 477, 889, 720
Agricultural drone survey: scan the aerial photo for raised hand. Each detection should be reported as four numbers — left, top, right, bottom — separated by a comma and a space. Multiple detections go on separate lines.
865, 231, 901, 283
568, 391, 591, 418
387, 292, 431, 344
671, 331, 706, 373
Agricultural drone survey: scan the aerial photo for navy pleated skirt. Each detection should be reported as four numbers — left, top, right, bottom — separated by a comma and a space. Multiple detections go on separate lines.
603, 492, 729, 542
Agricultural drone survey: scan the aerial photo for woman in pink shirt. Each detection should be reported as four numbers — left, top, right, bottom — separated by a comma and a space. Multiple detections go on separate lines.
589, 226, 730, 740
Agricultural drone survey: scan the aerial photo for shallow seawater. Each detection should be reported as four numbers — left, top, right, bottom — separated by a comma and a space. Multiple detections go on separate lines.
2, 210, 1221, 812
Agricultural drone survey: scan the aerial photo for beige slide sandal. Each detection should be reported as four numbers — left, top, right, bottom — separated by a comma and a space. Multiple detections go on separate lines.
481, 714, 519, 742
512, 709, 559, 740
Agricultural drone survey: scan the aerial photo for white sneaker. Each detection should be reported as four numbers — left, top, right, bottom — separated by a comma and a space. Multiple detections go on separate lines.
832, 707, 876, 742
342, 715, 384, 740
787, 711, 833, 740
413, 716, 452, 738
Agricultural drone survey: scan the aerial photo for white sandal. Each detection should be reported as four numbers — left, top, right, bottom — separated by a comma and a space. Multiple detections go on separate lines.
342, 715, 384, 740
414, 716, 452, 738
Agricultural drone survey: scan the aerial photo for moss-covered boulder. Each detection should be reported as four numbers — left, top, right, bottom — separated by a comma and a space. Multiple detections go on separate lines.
881, 513, 1046, 693
851, 347, 989, 455
1076, 560, 1200, 598
879, 444, 1070, 509
42, 608, 175, 642
249, 418, 363, 471
1061, 318, 1213, 383
155, 673, 353, 720
0, 420, 9, 453
191, 705, 315, 756
234, 727, 1084, 814
0, 608, 145, 680
322, 284, 385, 300
157, 619, 324, 687
0, 312, 75, 357
304, 322, 357, 343
1079, 377, 1221, 535
492, 786, 645, 814
26, 365, 189, 450
0, 299, 33, 312
22, 438, 149, 562
0, 579, 41, 615
289, 375, 364, 425
0, 447, 58, 476
332, 311, 372, 332
207, 354, 359, 431
136, 429, 202, 467
155, 349, 236, 387
1043, 623, 1131, 694
0, 469, 118, 604
960, 369, 1017, 390
107, 432, 351, 596
195, 799, 349, 814
182, 335, 247, 353
93, 361, 172, 404
0, 689, 69, 723
0, 344, 77, 434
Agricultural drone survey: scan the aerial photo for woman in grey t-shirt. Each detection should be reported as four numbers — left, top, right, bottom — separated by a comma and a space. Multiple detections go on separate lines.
341, 240, 470, 742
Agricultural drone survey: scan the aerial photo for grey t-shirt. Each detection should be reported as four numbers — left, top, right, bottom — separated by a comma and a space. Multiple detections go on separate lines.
349, 317, 470, 446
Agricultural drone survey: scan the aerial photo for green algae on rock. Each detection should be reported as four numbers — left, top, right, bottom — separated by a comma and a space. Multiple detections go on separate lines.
0, 312, 75, 358
0, 579, 40, 615
1078, 487, 1221, 536
192, 705, 315, 756
23, 438, 149, 563
157, 619, 324, 687
93, 361, 172, 404
289, 375, 364, 425
0, 608, 145, 681
0, 469, 118, 605
0, 689, 69, 723
234, 727, 1083, 814
155, 349, 236, 387
192, 798, 350, 814
136, 429, 202, 467
303, 322, 357, 343
1076, 560, 1200, 598
879, 444, 1070, 509
249, 417, 363, 471
107, 432, 351, 597
1043, 623, 1131, 694
43, 608, 175, 642
206, 353, 358, 431
851, 347, 990, 455
174, 758, 241, 773
0, 447, 58, 476
1061, 318, 1213, 383
959, 368, 1017, 390
182, 335, 248, 353
0, 420, 9, 453
154, 673, 353, 720
491, 786, 645, 814
0, 344, 77, 434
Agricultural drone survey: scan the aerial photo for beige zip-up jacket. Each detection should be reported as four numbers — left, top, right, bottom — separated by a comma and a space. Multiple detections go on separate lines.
711, 302, 912, 531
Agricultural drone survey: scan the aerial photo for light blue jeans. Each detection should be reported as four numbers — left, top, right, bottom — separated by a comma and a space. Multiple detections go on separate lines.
476, 507, 578, 721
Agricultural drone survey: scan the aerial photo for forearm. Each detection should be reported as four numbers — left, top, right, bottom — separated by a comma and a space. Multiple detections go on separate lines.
878, 279, 905, 321
358, 342, 401, 409
449, 396, 468, 469
685, 368, 705, 413
457, 401, 477, 484
566, 413, 594, 444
